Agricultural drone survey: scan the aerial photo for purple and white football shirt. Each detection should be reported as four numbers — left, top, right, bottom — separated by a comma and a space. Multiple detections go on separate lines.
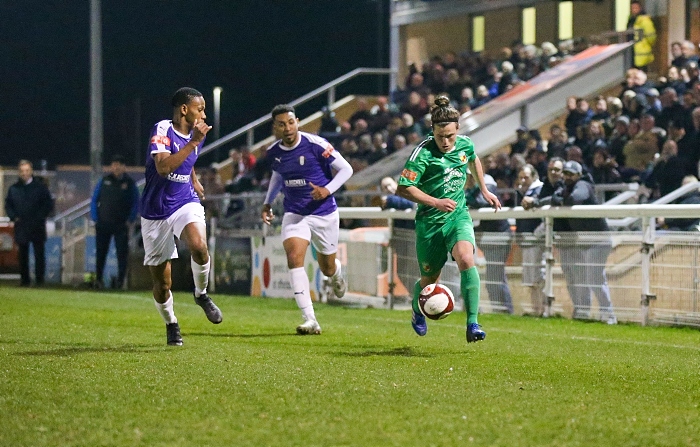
140, 120, 203, 220
267, 132, 338, 216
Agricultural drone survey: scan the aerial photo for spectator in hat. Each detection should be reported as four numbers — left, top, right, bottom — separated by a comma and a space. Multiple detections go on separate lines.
90, 154, 140, 289
645, 88, 662, 116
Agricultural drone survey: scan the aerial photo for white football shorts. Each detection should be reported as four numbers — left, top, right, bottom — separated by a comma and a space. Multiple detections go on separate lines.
281, 210, 339, 255
141, 202, 206, 266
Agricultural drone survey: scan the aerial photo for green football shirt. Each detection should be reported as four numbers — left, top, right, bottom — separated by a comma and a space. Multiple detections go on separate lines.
398, 135, 476, 224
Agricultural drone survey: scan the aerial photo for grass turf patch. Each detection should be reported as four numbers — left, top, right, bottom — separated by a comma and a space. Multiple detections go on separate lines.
0, 287, 699, 446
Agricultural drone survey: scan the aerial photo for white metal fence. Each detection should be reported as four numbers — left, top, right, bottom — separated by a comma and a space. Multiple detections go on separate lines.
338, 203, 700, 328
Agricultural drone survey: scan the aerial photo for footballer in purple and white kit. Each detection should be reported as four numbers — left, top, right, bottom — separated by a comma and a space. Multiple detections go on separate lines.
140, 87, 223, 347
261, 104, 353, 335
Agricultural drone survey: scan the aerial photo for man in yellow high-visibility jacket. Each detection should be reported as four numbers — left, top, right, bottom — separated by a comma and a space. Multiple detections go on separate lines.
627, 0, 657, 71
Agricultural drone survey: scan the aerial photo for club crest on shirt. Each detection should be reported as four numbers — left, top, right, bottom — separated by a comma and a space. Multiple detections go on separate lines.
299, 156, 305, 166
421, 262, 432, 272
460, 152, 467, 163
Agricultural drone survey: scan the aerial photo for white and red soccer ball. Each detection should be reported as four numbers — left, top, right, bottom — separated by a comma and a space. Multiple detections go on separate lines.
418, 283, 455, 320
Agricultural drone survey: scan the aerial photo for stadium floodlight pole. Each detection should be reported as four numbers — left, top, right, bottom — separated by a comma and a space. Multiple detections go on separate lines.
213, 86, 222, 160
89, 0, 103, 190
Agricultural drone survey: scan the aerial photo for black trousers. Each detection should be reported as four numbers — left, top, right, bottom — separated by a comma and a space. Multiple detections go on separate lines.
95, 224, 129, 286
18, 238, 46, 286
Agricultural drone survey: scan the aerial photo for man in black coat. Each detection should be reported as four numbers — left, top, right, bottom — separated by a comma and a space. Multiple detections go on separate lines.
4, 160, 54, 286
90, 154, 139, 289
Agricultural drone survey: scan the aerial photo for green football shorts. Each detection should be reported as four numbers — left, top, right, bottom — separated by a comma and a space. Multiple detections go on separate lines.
415, 211, 476, 276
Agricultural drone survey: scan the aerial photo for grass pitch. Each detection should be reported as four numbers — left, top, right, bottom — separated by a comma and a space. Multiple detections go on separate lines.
0, 287, 698, 447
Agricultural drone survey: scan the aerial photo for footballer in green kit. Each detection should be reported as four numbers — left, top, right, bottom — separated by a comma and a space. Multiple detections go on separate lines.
397, 95, 501, 343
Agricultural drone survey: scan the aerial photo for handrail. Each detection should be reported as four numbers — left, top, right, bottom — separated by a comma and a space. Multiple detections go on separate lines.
46, 68, 396, 227
608, 181, 700, 228
198, 67, 395, 158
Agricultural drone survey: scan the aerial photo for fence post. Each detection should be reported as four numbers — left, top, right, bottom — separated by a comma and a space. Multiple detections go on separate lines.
386, 216, 395, 310
543, 217, 555, 316
640, 217, 656, 326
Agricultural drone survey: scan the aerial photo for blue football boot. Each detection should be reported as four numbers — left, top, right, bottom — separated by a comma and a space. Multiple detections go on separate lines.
411, 309, 427, 336
466, 323, 486, 343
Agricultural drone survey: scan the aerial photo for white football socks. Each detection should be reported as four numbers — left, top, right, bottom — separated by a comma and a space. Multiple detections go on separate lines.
192, 257, 210, 297
332, 258, 342, 279
289, 267, 316, 322
154, 291, 177, 324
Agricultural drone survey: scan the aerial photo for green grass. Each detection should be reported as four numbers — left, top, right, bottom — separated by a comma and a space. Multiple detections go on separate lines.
0, 287, 699, 447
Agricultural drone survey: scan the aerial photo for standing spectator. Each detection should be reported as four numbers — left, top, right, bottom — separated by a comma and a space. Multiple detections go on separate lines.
590, 148, 622, 200
546, 124, 569, 160
515, 164, 546, 316
140, 87, 223, 346
90, 154, 139, 289
4, 160, 54, 287
261, 104, 352, 335
524, 161, 617, 323
627, 0, 657, 71
670, 41, 687, 69
396, 96, 501, 343
643, 139, 686, 199
465, 173, 513, 313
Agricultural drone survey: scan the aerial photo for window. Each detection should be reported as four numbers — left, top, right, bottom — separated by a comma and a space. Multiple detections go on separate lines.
615, 0, 631, 31
472, 15, 485, 52
558, 1, 573, 41
522, 7, 537, 45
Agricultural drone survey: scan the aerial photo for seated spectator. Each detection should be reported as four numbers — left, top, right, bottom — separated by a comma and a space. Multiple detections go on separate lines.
319, 106, 339, 134
474, 85, 492, 107
349, 97, 372, 126
400, 91, 429, 123
644, 88, 662, 116
681, 40, 700, 66
546, 124, 569, 160
591, 147, 622, 200
608, 115, 630, 167
369, 96, 393, 132
656, 87, 686, 131
390, 134, 407, 153
658, 66, 687, 96
668, 120, 699, 177
658, 175, 700, 231
643, 139, 685, 199
565, 97, 593, 136
511, 126, 530, 155
670, 41, 687, 69
623, 113, 660, 177
526, 146, 548, 181
591, 96, 610, 122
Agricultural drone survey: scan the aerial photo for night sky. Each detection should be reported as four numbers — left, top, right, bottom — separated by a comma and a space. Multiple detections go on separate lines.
2, 0, 387, 169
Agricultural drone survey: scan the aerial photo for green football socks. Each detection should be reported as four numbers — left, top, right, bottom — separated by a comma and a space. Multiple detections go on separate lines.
412, 280, 422, 314
461, 266, 480, 324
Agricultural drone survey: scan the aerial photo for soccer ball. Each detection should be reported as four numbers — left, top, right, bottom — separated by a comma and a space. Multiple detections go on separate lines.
418, 283, 455, 320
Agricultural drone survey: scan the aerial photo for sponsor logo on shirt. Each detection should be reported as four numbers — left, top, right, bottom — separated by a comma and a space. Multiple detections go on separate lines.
174, 142, 181, 151
167, 173, 191, 183
401, 168, 417, 182
285, 179, 307, 187
322, 144, 335, 158
150, 135, 171, 146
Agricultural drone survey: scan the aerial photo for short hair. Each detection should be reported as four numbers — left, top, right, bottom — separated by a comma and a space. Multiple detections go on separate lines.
521, 163, 539, 181
171, 87, 203, 108
271, 104, 295, 120
18, 159, 32, 169
111, 154, 125, 164
430, 95, 459, 126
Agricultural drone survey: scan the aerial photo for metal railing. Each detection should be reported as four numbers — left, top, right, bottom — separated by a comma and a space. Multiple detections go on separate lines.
199, 67, 395, 158
336, 201, 700, 326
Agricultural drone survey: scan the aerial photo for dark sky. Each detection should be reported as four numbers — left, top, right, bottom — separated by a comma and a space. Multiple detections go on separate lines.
2, 0, 388, 169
